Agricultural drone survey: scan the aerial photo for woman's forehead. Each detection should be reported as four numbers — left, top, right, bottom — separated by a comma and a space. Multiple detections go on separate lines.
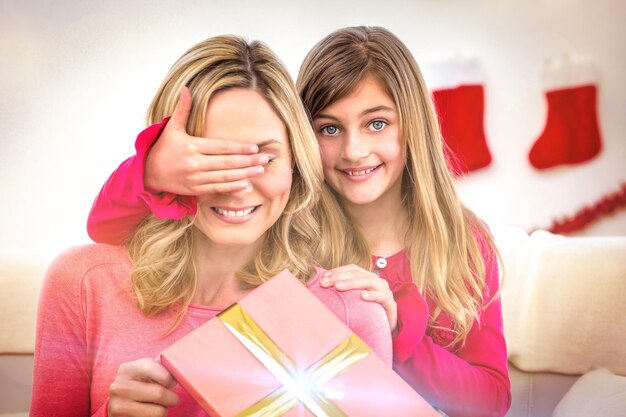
202, 88, 289, 146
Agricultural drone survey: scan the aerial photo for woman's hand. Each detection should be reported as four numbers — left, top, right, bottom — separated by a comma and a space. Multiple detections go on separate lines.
108, 358, 179, 417
145, 86, 270, 195
321, 264, 398, 335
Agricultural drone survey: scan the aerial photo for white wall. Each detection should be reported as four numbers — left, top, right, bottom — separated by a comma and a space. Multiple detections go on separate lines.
1, 0, 624, 256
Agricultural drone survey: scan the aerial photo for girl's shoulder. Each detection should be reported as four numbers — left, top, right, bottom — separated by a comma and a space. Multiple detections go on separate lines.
470, 222, 502, 297
470, 220, 498, 261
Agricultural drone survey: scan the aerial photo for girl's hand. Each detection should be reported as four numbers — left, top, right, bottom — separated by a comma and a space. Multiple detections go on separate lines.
108, 358, 179, 417
145, 86, 269, 195
321, 264, 398, 335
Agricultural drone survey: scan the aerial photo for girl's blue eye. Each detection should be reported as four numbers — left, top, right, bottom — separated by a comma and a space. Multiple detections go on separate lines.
370, 120, 387, 131
321, 125, 339, 136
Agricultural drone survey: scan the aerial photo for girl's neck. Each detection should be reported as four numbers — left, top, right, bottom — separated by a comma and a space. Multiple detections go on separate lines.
190, 229, 260, 308
343, 185, 408, 256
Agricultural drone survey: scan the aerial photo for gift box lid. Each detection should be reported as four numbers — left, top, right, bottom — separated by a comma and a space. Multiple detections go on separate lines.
161, 269, 439, 416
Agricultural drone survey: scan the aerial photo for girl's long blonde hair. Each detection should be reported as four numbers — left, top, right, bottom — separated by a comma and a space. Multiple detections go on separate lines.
127, 36, 365, 332
298, 26, 500, 347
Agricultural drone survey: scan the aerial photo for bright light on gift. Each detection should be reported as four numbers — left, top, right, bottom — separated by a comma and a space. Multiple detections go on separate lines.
217, 302, 374, 416
224, 321, 333, 416
320, 387, 345, 401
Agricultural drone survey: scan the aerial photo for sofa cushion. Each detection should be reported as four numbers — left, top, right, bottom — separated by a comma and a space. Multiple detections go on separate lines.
552, 368, 626, 417
500, 230, 626, 375
0, 253, 50, 353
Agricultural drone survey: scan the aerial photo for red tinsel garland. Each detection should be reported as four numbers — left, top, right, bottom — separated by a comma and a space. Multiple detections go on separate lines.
545, 182, 626, 234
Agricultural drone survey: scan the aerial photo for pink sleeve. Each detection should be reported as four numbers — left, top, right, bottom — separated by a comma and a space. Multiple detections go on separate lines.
391, 245, 511, 417
30, 248, 93, 416
86, 118, 196, 245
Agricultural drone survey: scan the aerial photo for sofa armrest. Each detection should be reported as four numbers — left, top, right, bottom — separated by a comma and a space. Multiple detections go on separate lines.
0, 354, 33, 415
506, 362, 578, 417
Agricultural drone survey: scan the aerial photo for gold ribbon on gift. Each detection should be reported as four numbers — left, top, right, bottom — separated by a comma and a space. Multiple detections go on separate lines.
218, 303, 372, 417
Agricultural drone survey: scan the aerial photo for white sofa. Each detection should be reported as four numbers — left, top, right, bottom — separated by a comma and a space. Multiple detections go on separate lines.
1, 226, 625, 416
491, 225, 626, 417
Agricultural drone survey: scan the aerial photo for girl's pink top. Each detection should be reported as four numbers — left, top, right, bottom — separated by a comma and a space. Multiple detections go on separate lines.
375, 248, 511, 416
85, 120, 511, 416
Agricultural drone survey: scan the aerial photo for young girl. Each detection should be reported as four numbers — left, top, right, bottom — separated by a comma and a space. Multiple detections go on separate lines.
85, 27, 511, 416
31, 35, 392, 417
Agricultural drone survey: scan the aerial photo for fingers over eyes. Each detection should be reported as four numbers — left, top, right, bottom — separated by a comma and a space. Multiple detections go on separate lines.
195, 138, 259, 156
193, 154, 268, 172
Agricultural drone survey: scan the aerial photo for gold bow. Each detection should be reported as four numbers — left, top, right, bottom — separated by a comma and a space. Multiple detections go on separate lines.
218, 303, 372, 417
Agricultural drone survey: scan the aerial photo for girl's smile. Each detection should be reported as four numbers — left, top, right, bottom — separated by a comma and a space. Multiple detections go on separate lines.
338, 163, 383, 182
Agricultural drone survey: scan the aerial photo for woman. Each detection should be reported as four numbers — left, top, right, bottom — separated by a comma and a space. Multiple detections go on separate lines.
30, 35, 391, 417
84, 27, 511, 416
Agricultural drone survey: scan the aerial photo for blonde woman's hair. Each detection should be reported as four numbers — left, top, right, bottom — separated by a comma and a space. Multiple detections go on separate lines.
297, 26, 500, 347
128, 35, 364, 332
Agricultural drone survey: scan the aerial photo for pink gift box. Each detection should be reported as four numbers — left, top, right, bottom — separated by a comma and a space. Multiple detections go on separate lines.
160, 270, 439, 416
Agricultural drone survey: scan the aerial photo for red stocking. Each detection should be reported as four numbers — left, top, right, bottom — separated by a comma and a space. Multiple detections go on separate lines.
425, 58, 492, 176
529, 60, 602, 169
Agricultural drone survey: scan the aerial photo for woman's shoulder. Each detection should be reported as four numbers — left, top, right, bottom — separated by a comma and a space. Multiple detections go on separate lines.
45, 243, 131, 288
37, 244, 132, 316
306, 266, 347, 309
306, 267, 392, 365
307, 266, 388, 328
49, 243, 129, 270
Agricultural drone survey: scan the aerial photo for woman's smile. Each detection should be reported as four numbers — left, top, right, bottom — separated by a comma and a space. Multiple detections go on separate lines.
210, 205, 260, 224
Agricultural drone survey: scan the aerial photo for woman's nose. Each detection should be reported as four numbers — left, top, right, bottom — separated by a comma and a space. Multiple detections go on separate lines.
225, 180, 255, 196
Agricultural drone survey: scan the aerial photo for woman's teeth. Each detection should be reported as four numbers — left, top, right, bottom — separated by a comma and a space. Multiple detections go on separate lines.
212, 207, 255, 217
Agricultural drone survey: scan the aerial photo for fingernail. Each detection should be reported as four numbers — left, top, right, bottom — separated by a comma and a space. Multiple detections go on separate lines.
362, 292, 370, 300
255, 166, 264, 175
250, 145, 259, 153
258, 155, 269, 164
320, 277, 330, 287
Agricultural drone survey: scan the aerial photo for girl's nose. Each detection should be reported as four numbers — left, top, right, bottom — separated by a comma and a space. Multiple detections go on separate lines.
341, 131, 370, 161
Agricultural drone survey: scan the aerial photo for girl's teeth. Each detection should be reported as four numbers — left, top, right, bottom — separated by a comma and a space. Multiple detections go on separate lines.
214, 207, 254, 217
347, 167, 375, 176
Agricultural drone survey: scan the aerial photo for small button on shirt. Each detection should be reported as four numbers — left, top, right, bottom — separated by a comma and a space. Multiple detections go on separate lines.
376, 257, 388, 269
